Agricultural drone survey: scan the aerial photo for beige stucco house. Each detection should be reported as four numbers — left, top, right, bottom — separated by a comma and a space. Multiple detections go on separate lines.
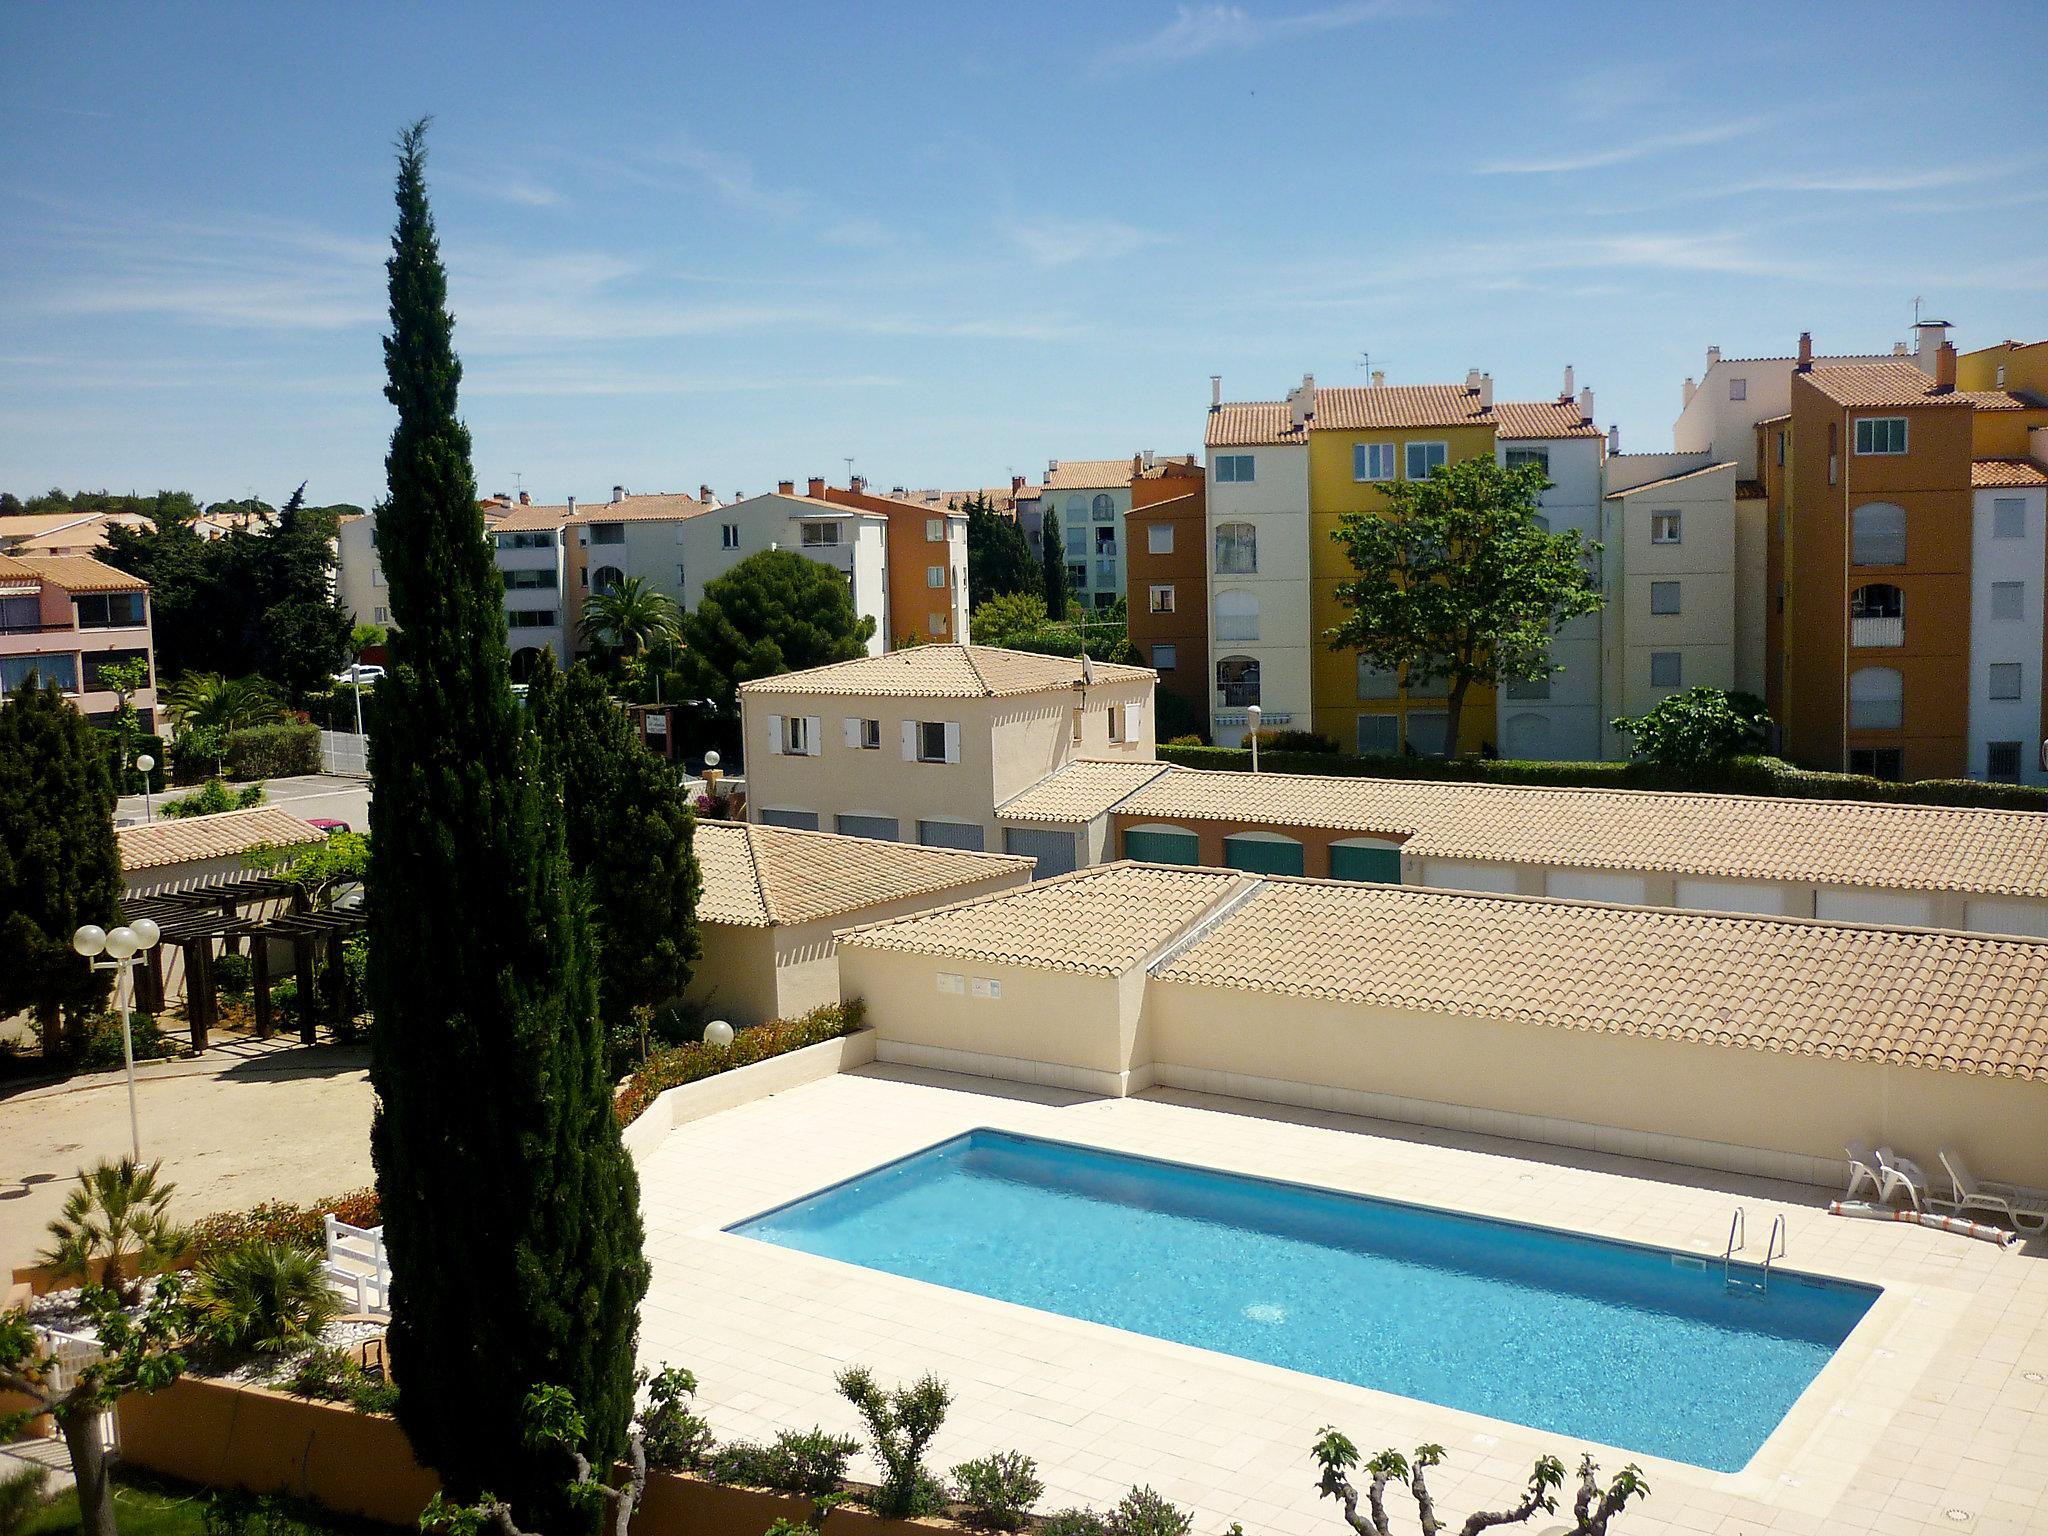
836, 863, 2048, 1189
686, 819, 1032, 1026
739, 644, 1156, 859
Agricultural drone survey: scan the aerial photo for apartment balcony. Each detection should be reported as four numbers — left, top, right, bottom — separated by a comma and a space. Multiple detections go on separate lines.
1851, 616, 1904, 648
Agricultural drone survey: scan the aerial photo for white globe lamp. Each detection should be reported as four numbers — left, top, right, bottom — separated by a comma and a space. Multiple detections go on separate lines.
130, 917, 161, 950
103, 925, 139, 961
73, 924, 107, 958
704, 1019, 735, 1048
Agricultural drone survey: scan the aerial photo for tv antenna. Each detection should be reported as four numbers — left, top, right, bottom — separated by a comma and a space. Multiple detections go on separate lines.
512, 471, 525, 496
843, 456, 856, 485
1912, 296, 1923, 326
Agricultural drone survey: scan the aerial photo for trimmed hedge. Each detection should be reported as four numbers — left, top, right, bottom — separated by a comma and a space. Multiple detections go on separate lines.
226, 721, 320, 778
98, 728, 167, 793
615, 999, 866, 1126
1155, 744, 2048, 810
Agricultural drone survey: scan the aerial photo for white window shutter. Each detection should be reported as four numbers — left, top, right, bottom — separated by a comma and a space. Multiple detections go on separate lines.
1124, 701, 1141, 740
765, 714, 783, 755
843, 717, 860, 749
902, 721, 917, 760
943, 721, 961, 764
805, 716, 822, 755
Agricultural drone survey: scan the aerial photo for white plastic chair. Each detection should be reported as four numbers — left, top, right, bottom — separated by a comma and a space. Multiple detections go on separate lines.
1843, 1142, 1883, 1201
1938, 1149, 2048, 1233
1875, 1147, 1933, 1211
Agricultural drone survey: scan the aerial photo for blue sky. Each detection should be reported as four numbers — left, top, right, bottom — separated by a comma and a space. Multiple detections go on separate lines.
3, 1, 2043, 509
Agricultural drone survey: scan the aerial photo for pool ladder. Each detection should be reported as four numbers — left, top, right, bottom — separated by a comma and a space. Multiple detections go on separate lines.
1721, 1209, 1786, 1294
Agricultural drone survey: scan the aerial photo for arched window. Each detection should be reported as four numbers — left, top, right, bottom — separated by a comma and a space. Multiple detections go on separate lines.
1217, 655, 1260, 707
509, 647, 543, 683
1503, 711, 1551, 759
1849, 666, 1903, 730
1092, 493, 1114, 521
1850, 583, 1904, 647
1215, 521, 1257, 574
1216, 590, 1260, 642
591, 564, 626, 594
1851, 503, 1906, 566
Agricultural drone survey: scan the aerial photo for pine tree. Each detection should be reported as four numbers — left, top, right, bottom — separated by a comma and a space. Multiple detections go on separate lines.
366, 120, 647, 1529
525, 652, 702, 1059
1040, 505, 1070, 619
0, 682, 121, 1058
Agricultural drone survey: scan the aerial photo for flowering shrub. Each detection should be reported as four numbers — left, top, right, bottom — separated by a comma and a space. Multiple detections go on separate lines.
186, 1187, 380, 1258
614, 999, 865, 1126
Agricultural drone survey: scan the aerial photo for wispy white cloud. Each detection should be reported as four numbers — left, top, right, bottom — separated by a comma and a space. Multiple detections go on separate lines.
1093, 1, 1419, 73
998, 217, 1154, 267
1727, 160, 2031, 195
438, 167, 566, 208
642, 135, 809, 220
1476, 116, 1771, 175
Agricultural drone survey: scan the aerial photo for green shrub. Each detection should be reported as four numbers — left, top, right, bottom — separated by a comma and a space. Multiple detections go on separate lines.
279, 1343, 398, 1416
951, 1451, 1044, 1531
159, 777, 266, 818
614, 999, 866, 1126
187, 1187, 380, 1258
1041, 1511, 1108, 1536
78, 1010, 173, 1071
0, 1461, 50, 1536
214, 952, 254, 996
191, 1239, 342, 1353
708, 1428, 859, 1496
169, 725, 230, 784
638, 1365, 715, 1472
97, 728, 166, 793
1105, 1487, 1193, 1536
838, 1366, 949, 1518
1251, 728, 1338, 753
226, 722, 319, 779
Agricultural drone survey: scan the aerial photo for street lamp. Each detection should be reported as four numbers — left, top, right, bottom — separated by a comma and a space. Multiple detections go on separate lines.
1246, 704, 1262, 773
703, 1019, 735, 1048
135, 753, 156, 822
73, 917, 162, 1161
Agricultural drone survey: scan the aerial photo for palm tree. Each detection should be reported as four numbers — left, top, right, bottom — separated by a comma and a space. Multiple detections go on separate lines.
159, 672, 283, 736
577, 575, 680, 659
39, 1157, 188, 1305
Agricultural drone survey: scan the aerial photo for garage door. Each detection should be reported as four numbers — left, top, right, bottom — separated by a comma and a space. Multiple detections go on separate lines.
918, 820, 985, 852
1674, 878, 1793, 916
835, 814, 899, 841
1422, 859, 1519, 894
1224, 834, 1306, 876
1963, 899, 2048, 938
757, 808, 819, 830
1124, 826, 1200, 864
1328, 842, 1402, 883
1004, 826, 1078, 880
1815, 888, 1936, 927
1546, 870, 1649, 904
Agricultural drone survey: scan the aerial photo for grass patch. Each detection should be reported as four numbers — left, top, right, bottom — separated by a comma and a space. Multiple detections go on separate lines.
24, 1469, 402, 1536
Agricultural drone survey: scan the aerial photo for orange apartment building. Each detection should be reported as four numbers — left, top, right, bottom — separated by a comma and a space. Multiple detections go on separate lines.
0, 553, 157, 726
814, 476, 971, 647
1765, 330, 2048, 781
1124, 455, 1207, 728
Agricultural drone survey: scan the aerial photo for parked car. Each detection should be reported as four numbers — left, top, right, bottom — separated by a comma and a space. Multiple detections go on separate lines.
333, 663, 386, 686
307, 817, 352, 835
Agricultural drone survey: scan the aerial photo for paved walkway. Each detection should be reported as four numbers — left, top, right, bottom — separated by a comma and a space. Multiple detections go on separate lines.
0, 1039, 373, 1269
117, 772, 371, 829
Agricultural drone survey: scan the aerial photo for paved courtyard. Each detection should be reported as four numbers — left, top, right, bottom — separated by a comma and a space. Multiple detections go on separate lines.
637, 1064, 2048, 1536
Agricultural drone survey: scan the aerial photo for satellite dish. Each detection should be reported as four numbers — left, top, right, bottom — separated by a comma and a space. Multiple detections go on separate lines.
1080, 654, 1096, 687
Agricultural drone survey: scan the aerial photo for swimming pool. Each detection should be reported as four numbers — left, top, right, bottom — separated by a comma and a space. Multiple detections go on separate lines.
730, 1129, 1878, 1472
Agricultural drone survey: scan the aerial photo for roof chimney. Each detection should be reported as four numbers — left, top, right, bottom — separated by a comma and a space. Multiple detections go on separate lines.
1561, 364, 1575, 400
1683, 376, 1696, 407
1577, 386, 1594, 422
1796, 332, 1813, 372
852, 475, 866, 493
566, 496, 575, 517
1706, 345, 1722, 367
1893, 341, 1909, 356
1607, 424, 1621, 454
1048, 459, 1059, 476
519, 490, 531, 506
698, 484, 713, 504
808, 477, 826, 499
1011, 474, 1025, 494
1917, 319, 1952, 372
1209, 375, 1222, 412
777, 479, 794, 495
1478, 373, 1495, 409
1935, 340, 1958, 393
611, 485, 625, 503
1143, 448, 1155, 472
1371, 370, 1385, 388
1465, 368, 1483, 393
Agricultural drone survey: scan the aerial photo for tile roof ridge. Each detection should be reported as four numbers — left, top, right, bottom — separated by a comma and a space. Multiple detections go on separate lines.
832, 859, 1130, 946
726, 821, 780, 925
1142, 873, 1266, 973
958, 644, 994, 696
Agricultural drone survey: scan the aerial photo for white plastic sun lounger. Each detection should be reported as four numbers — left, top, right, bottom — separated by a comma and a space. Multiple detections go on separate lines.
1938, 1149, 2048, 1233
1844, 1142, 1883, 1202
1875, 1146, 1934, 1211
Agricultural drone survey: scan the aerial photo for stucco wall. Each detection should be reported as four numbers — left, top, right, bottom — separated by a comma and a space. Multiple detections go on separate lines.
684, 923, 782, 1027
1207, 442, 1311, 744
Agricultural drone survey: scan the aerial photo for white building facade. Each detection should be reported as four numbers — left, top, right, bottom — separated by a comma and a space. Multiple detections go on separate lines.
1968, 469, 2048, 784
1203, 396, 1312, 747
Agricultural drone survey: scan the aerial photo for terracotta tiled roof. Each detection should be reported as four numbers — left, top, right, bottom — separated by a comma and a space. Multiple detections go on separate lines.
1154, 877, 2048, 1082
694, 821, 1030, 928
836, 863, 1243, 974
1205, 403, 1304, 448
1108, 766, 2048, 899
118, 806, 323, 873
0, 554, 148, 593
998, 760, 1173, 824
1802, 362, 2043, 412
1309, 384, 1493, 432
491, 504, 570, 533
1494, 399, 1602, 440
1754, 413, 1791, 428
565, 493, 712, 525
1973, 459, 2048, 488
1043, 459, 1146, 491
739, 644, 1153, 699
1602, 462, 1735, 497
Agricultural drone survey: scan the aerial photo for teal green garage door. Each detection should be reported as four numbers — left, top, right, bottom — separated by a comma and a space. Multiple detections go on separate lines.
1329, 843, 1402, 883
1223, 834, 1305, 876
1123, 826, 1200, 864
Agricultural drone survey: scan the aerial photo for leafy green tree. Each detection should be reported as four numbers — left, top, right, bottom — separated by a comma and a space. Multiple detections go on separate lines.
525, 653, 701, 1054
246, 828, 369, 905
837, 1368, 951, 1519
961, 494, 1035, 608
969, 590, 1049, 645
351, 621, 389, 654
1611, 687, 1771, 775
680, 549, 876, 709
1039, 505, 1070, 618
1325, 457, 1602, 755
1312, 1427, 1648, 1536
578, 575, 681, 660
0, 682, 121, 1057
367, 120, 647, 1532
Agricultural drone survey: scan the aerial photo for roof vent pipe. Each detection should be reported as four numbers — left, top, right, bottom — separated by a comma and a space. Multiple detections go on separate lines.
612, 485, 624, 503
1562, 364, 1575, 399
1608, 424, 1621, 454
1209, 375, 1222, 411
566, 496, 575, 516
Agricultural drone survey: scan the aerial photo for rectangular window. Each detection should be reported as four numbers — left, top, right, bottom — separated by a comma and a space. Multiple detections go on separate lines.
588, 523, 624, 545
1071, 707, 1083, 742
1650, 512, 1682, 545
927, 611, 946, 636
1854, 417, 1908, 455
1651, 580, 1682, 615
1776, 430, 1787, 467
1355, 659, 1399, 700
1850, 747, 1903, 781
925, 518, 945, 542
1356, 714, 1399, 755
1992, 581, 2024, 622
926, 565, 946, 589
1993, 498, 2026, 540
74, 592, 146, 628
721, 524, 739, 548
1108, 706, 1123, 744
1067, 563, 1087, 590
1214, 454, 1255, 483
507, 609, 557, 629
1150, 643, 1177, 671
504, 568, 557, 590
918, 720, 949, 762
1094, 526, 1115, 552
1505, 676, 1551, 701
1990, 662, 2024, 700
800, 521, 841, 547
1146, 523, 1173, 555
1650, 650, 1682, 687
1729, 377, 1747, 401
1405, 441, 1448, 480
1065, 525, 1086, 556
1503, 447, 1550, 473
859, 718, 881, 750
0, 654, 78, 691
1353, 443, 1396, 481
1988, 741, 2024, 782
1148, 584, 1175, 614
783, 716, 812, 755
1406, 711, 1450, 757
87, 649, 149, 690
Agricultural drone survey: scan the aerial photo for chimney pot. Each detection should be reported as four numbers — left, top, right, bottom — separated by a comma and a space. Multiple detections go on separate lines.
1607, 424, 1621, 454
612, 485, 624, 503
1707, 345, 1722, 366
808, 477, 826, 499
1371, 370, 1385, 388
1012, 474, 1025, 493
1796, 332, 1813, 372
566, 496, 575, 516
1048, 459, 1059, 475
1465, 368, 1483, 392
699, 484, 713, 503
1577, 386, 1593, 421
1562, 364, 1575, 399
1935, 341, 1958, 393
519, 490, 531, 506
1478, 373, 1494, 409
1209, 375, 1222, 411
1683, 376, 1696, 407
775, 479, 793, 495
1893, 341, 1909, 356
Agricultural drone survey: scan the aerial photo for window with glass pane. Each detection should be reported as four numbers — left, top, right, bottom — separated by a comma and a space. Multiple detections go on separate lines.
1504, 448, 1549, 473
721, 524, 739, 548
1216, 655, 1259, 707
75, 592, 145, 628
927, 565, 945, 588
1214, 454, 1255, 483
1067, 562, 1087, 588
1650, 651, 1681, 688
1990, 662, 2024, 701
1353, 443, 1395, 481
1405, 442, 1447, 479
1505, 675, 1551, 700
1993, 499, 2026, 540
1214, 522, 1257, 574
1850, 503, 1907, 565
1992, 582, 2024, 622
0, 595, 39, 632
1147, 523, 1173, 554
590, 565, 624, 594
507, 610, 557, 628
1150, 644, 1176, 671
799, 521, 840, 547
1092, 494, 1114, 521
1215, 591, 1258, 641
918, 721, 948, 762
1405, 711, 1450, 756
926, 518, 944, 541
1651, 512, 1681, 545
1650, 581, 1681, 615
1149, 585, 1174, 614
1849, 666, 1903, 728
1065, 524, 1086, 556
1854, 417, 1907, 455
1729, 377, 1747, 401
1849, 747, 1903, 780
1356, 714, 1398, 754
0, 655, 78, 691
1355, 658, 1399, 699
1987, 742, 2023, 781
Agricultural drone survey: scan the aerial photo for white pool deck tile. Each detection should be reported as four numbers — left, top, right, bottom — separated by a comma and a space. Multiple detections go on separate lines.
636, 1065, 2048, 1536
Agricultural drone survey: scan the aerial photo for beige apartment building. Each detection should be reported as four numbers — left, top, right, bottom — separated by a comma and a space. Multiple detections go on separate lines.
0, 553, 156, 726
739, 644, 1155, 857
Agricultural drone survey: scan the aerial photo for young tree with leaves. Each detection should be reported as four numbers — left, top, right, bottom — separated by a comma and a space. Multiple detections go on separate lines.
1611, 687, 1771, 776
525, 653, 701, 1050
0, 682, 121, 1057
961, 494, 1036, 609
1039, 505, 1070, 619
679, 548, 876, 711
1313, 1429, 1647, 1536
1325, 457, 1601, 755
366, 119, 647, 1531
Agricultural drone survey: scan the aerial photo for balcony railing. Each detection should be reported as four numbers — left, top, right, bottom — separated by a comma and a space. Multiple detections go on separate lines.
0, 621, 77, 635
1851, 616, 1904, 648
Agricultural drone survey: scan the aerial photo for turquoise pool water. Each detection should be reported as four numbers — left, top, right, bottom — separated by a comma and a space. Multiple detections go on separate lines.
730, 1130, 1878, 1472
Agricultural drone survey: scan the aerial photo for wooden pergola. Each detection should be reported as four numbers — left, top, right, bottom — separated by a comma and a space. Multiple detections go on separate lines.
253, 906, 368, 1044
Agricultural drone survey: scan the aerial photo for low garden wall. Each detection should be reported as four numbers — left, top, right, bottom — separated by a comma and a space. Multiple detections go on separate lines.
619, 1028, 877, 1162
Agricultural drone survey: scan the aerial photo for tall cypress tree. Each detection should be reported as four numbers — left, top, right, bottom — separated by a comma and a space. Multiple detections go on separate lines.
1040, 504, 1069, 618
366, 121, 647, 1527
